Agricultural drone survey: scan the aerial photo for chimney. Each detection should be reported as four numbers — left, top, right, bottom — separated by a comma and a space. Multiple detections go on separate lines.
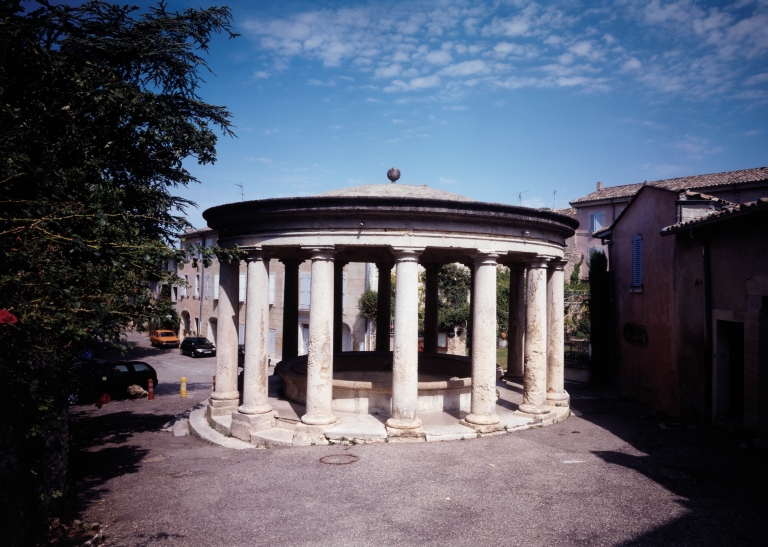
596, 181, 603, 191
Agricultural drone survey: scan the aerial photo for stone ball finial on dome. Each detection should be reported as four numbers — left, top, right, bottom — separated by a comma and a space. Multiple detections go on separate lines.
387, 167, 401, 184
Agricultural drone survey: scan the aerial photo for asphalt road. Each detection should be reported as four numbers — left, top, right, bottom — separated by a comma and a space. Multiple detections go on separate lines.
67, 333, 768, 546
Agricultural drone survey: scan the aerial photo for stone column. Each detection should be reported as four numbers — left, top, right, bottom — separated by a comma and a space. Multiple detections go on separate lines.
375, 262, 394, 352
301, 247, 337, 426
238, 251, 272, 415
423, 263, 440, 353
279, 259, 302, 360
207, 258, 240, 419
519, 256, 551, 415
230, 251, 276, 441
333, 261, 348, 353
546, 260, 569, 407
503, 264, 526, 382
467, 265, 476, 353
463, 252, 503, 432
385, 248, 424, 437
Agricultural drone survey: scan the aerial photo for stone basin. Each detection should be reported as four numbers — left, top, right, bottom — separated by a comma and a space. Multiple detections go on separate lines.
275, 351, 472, 415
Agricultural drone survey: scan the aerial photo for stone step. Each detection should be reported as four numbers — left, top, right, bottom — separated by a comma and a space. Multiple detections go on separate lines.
211, 414, 232, 436
252, 427, 295, 448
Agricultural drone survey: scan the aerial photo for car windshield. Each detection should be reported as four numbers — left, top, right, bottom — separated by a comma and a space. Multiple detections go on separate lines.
189, 338, 211, 345
157, 331, 175, 337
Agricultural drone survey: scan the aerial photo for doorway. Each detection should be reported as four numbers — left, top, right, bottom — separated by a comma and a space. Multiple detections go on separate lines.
716, 320, 744, 423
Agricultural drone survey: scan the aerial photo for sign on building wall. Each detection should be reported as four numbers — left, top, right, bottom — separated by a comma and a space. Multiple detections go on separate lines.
623, 323, 648, 347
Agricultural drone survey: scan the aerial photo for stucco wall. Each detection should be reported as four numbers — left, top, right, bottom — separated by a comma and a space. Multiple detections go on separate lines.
672, 237, 708, 422
574, 201, 629, 279
611, 187, 680, 415
708, 216, 768, 431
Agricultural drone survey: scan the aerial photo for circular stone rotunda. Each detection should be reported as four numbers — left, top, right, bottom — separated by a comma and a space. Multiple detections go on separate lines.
189, 175, 579, 448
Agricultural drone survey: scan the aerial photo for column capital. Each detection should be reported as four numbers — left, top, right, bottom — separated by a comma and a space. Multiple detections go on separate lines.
278, 257, 303, 267
243, 246, 270, 262
375, 261, 394, 272
529, 254, 556, 269
548, 258, 567, 271
302, 246, 336, 261
390, 247, 423, 262
468, 250, 500, 265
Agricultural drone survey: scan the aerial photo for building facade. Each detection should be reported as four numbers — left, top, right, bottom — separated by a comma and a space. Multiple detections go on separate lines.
568, 167, 768, 279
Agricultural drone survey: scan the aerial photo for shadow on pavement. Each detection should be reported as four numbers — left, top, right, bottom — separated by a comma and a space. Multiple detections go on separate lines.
566, 382, 768, 546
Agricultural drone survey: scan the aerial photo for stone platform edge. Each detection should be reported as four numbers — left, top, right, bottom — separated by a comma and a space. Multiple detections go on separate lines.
185, 398, 573, 450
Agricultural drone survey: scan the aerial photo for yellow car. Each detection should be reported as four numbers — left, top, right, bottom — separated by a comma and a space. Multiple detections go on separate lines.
149, 330, 180, 349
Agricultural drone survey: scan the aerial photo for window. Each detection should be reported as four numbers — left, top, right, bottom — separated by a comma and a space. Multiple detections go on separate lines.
589, 212, 605, 233
214, 274, 220, 300
342, 273, 347, 313
269, 329, 276, 354
238, 325, 245, 345
194, 274, 200, 298
132, 363, 151, 372
205, 274, 211, 299
269, 273, 276, 305
183, 275, 189, 297
631, 234, 643, 287
300, 274, 311, 309
239, 274, 246, 302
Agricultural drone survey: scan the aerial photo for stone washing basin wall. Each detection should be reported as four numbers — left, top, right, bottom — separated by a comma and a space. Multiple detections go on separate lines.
275, 352, 472, 415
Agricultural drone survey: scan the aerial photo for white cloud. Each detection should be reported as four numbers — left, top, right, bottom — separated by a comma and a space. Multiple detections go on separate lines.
384, 75, 441, 92
241, 2, 768, 104
440, 60, 491, 77
426, 50, 453, 65
439, 177, 458, 184
622, 58, 642, 71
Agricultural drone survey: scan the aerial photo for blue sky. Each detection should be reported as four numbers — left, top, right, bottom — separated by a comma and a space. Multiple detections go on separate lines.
144, 0, 768, 229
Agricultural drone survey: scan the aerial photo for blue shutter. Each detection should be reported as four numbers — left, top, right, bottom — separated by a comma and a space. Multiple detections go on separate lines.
631, 235, 642, 287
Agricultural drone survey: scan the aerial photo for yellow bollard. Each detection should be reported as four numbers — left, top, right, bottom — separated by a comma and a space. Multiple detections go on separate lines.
180, 376, 187, 399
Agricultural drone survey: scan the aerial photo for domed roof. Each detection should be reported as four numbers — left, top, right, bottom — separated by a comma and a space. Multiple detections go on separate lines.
316, 183, 475, 202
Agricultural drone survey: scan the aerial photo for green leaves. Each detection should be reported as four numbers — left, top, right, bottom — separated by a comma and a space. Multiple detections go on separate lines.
0, 1, 237, 535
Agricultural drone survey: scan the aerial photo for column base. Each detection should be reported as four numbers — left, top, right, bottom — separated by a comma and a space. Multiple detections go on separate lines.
464, 412, 500, 426
301, 413, 337, 426
502, 372, 524, 383
385, 417, 422, 429
238, 402, 273, 415
211, 390, 239, 401
230, 411, 276, 442
517, 403, 551, 416
546, 390, 570, 407
205, 398, 239, 420
385, 425, 425, 440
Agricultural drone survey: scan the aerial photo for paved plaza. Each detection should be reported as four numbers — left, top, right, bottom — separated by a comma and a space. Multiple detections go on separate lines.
67, 333, 768, 546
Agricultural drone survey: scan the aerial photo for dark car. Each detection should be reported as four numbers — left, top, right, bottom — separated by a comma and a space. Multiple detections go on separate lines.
180, 337, 216, 358
68, 360, 159, 404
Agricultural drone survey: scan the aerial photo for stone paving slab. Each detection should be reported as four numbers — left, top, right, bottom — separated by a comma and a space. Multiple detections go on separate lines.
325, 413, 388, 440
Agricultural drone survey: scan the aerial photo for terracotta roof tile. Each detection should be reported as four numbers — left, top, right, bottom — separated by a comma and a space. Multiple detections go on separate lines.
661, 197, 768, 234
553, 207, 577, 218
571, 166, 768, 205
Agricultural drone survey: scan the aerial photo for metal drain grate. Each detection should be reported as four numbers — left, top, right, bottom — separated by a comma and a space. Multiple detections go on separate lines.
319, 454, 359, 465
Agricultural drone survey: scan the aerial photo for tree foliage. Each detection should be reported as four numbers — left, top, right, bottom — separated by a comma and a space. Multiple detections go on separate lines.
0, 1, 236, 541
496, 265, 510, 336
438, 263, 470, 331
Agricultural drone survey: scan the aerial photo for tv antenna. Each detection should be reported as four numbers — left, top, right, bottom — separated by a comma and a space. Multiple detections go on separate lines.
552, 190, 557, 210
235, 183, 245, 202
516, 191, 529, 206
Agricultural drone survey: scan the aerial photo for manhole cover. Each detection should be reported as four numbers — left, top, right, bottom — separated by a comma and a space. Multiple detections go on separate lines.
320, 454, 359, 465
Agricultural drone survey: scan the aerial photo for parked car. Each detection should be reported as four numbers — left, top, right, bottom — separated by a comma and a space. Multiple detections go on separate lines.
180, 337, 216, 358
68, 360, 159, 404
149, 330, 180, 348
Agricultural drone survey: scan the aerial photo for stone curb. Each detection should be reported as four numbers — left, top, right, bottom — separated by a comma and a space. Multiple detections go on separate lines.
189, 403, 254, 450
